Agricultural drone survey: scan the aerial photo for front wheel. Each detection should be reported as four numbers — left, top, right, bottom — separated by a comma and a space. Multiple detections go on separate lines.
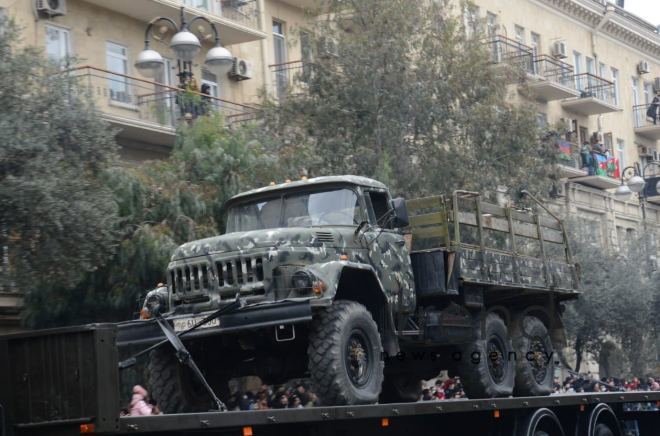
457, 312, 515, 398
308, 300, 384, 405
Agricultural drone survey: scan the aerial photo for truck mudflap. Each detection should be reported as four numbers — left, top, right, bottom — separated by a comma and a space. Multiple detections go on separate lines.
116, 301, 313, 347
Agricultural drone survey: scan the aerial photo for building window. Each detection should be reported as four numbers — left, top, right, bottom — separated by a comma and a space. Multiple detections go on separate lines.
273, 20, 287, 98
611, 67, 619, 106
201, 69, 220, 98
573, 51, 582, 91
632, 77, 640, 126
464, 4, 480, 37
514, 25, 525, 45
537, 113, 548, 129
106, 42, 130, 103
530, 32, 540, 74
616, 138, 625, 170
644, 81, 653, 104
183, 0, 211, 12
45, 25, 71, 65
300, 31, 312, 84
604, 133, 613, 154
486, 12, 497, 37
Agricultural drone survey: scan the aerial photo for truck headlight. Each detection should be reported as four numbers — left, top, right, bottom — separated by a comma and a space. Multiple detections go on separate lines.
291, 270, 314, 292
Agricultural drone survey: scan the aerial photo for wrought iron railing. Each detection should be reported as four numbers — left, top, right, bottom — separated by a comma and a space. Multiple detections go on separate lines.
70, 65, 256, 128
219, 0, 260, 29
633, 103, 660, 129
531, 54, 576, 89
268, 60, 312, 98
572, 73, 616, 105
486, 34, 534, 74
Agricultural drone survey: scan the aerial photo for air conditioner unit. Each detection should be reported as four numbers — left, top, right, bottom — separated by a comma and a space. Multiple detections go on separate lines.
552, 41, 567, 59
638, 144, 652, 157
228, 57, 253, 81
34, 0, 67, 17
637, 60, 650, 75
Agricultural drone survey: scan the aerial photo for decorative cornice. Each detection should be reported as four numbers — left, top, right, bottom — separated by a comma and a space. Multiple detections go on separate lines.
538, 0, 660, 59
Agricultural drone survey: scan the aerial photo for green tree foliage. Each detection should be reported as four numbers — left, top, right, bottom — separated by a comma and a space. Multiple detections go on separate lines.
563, 229, 658, 377
24, 115, 275, 327
259, 0, 556, 197
0, 19, 118, 293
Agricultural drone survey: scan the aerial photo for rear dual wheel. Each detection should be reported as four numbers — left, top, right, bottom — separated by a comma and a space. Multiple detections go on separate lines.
458, 313, 515, 398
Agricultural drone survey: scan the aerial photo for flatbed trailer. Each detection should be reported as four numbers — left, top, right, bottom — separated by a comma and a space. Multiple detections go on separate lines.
1, 323, 658, 436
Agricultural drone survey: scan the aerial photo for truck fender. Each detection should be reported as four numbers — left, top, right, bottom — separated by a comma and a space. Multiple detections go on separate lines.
305, 261, 400, 355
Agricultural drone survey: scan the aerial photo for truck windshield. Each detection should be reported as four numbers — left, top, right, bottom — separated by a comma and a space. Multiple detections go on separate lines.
226, 188, 362, 232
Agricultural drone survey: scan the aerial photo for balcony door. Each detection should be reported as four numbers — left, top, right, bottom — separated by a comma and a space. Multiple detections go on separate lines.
106, 42, 131, 104
573, 51, 583, 92
273, 20, 287, 98
632, 78, 640, 127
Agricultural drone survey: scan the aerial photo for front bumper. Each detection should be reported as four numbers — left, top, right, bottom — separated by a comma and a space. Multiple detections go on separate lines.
116, 301, 313, 347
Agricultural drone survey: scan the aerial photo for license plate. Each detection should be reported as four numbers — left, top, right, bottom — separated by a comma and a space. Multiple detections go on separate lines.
173, 316, 220, 332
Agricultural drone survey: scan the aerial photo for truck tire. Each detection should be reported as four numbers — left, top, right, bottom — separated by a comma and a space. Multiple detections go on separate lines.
457, 313, 515, 398
308, 300, 384, 405
512, 316, 554, 396
379, 374, 423, 403
147, 345, 217, 413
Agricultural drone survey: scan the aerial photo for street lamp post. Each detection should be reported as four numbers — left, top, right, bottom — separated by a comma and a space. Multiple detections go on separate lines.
614, 161, 660, 224
135, 7, 233, 86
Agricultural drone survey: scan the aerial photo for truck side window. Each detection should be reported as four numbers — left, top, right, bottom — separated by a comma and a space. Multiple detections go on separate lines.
367, 191, 393, 229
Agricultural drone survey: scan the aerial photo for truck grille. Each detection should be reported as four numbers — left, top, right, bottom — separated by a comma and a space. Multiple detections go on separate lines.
169, 256, 264, 294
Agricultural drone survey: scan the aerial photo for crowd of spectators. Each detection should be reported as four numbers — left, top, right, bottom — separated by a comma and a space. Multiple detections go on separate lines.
552, 374, 660, 394
225, 383, 322, 410
217, 373, 660, 410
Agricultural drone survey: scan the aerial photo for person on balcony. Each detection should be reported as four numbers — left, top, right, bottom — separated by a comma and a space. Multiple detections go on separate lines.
647, 92, 660, 125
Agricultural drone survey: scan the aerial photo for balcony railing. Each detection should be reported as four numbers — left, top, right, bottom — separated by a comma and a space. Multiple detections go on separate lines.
269, 60, 312, 99
633, 103, 660, 140
71, 65, 256, 130
487, 35, 534, 74
219, 0, 259, 30
571, 73, 615, 104
532, 55, 575, 86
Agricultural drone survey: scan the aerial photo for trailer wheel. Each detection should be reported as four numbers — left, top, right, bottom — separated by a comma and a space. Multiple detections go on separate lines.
512, 316, 554, 396
147, 345, 225, 413
516, 408, 565, 436
457, 312, 515, 398
308, 300, 384, 405
379, 374, 423, 403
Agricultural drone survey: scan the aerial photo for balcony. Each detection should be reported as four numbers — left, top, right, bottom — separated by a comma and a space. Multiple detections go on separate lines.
527, 55, 581, 102
487, 35, 534, 76
269, 60, 312, 99
81, 0, 265, 45
73, 66, 256, 149
633, 104, 660, 140
555, 139, 587, 178
561, 73, 621, 116
570, 149, 622, 190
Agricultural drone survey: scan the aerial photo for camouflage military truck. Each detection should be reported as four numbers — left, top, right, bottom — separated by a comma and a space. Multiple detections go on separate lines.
119, 175, 579, 413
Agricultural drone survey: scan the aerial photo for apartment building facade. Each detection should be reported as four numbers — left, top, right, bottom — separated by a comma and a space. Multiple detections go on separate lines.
0, 0, 311, 161
471, 0, 660, 256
